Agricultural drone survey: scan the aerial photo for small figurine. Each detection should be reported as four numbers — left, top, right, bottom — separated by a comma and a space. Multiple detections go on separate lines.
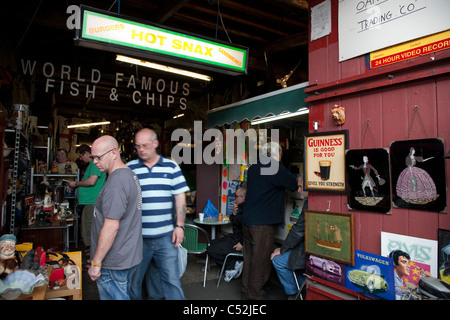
0, 234, 18, 279
64, 159, 72, 174
38, 160, 47, 174
43, 190, 52, 208
51, 160, 58, 173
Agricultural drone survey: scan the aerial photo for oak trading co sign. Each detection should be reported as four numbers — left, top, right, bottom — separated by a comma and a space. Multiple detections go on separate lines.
75, 5, 248, 76
338, 0, 450, 62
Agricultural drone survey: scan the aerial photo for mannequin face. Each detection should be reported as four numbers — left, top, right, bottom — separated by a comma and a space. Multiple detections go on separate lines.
0, 239, 15, 259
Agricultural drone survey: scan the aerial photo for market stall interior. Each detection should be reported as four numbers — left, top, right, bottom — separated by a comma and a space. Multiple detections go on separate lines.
0, 0, 311, 300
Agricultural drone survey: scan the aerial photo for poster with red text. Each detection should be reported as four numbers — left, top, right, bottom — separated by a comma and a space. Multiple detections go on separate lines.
304, 130, 348, 193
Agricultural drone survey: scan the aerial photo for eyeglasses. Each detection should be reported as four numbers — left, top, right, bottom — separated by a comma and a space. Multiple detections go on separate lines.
134, 143, 149, 150
90, 148, 115, 161
134, 141, 156, 150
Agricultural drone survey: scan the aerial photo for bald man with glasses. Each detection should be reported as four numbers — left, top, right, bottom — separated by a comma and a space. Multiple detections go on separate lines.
88, 135, 143, 300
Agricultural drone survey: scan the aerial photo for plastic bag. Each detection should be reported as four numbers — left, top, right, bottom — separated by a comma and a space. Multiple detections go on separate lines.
203, 199, 219, 218
178, 244, 188, 278
290, 203, 300, 219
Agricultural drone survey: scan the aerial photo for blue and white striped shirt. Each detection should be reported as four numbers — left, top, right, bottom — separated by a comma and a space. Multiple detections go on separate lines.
127, 156, 189, 238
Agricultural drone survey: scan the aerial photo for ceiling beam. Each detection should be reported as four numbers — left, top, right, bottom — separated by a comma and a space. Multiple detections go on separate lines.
264, 32, 308, 54
184, 3, 290, 37
219, 0, 307, 28
275, 0, 309, 10
172, 13, 268, 43
150, 0, 191, 23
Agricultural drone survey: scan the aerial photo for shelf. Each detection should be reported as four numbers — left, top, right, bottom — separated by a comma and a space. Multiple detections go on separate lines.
30, 168, 80, 248
45, 286, 81, 300
32, 174, 78, 177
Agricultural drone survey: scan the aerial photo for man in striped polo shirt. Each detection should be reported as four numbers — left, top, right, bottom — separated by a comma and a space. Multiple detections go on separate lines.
128, 128, 189, 300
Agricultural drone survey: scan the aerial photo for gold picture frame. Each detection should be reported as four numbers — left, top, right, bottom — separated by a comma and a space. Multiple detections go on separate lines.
305, 210, 355, 266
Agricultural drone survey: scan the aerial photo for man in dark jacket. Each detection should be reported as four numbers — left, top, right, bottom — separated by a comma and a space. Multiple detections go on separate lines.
271, 180, 308, 299
242, 142, 300, 300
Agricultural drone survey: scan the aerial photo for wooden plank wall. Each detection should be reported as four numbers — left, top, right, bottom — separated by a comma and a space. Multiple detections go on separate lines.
307, 0, 450, 255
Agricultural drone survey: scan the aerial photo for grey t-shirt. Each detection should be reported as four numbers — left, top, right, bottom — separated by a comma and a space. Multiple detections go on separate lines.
90, 168, 143, 270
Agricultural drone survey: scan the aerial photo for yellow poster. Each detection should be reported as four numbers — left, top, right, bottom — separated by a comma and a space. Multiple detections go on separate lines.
304, 130, 348, 193
370, 30, 450, 69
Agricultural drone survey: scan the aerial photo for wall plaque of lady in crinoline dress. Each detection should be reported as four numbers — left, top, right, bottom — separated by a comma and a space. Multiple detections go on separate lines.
390, 138, 446, 213
346, 148, 391, 213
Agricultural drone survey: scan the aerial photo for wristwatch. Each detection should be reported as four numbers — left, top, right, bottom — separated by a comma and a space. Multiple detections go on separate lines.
175, 224, 185, 230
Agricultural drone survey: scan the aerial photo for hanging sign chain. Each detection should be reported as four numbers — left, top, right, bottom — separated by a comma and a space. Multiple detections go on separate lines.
361, 119, 377, 149
406, 105, 428, 139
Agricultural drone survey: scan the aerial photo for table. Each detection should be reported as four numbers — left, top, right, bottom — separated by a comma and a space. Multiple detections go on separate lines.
193, 218, 230, 239
17, 285, 47, 300
17, 253, 82, 300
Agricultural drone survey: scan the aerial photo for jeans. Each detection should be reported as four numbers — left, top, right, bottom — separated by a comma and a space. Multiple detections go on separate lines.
130, 234, 184, 300
272, 251, 305, 295
96, 265, 137, 300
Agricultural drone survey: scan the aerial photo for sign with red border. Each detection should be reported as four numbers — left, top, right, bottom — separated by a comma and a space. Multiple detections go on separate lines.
370, 30, 450, 69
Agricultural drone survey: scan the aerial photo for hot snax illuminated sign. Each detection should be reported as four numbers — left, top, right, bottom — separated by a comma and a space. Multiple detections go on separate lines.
76, 6, 248, 76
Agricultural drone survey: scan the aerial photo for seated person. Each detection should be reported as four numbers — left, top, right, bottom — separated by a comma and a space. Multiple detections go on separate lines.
270, 178, 308, 299
206, 185, 246, 281
54, 148, 78, 185
56, 148, 78, 174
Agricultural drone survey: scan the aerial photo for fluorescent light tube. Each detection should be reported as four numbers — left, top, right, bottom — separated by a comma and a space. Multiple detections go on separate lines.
250, 108, 309, 125
116, 55, 213, 81
67, 121, 111, 128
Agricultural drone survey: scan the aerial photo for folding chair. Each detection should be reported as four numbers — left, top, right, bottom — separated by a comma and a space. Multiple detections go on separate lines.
181, 224, 210, 287
216, 251, 243, 287
292, 270, 306, 300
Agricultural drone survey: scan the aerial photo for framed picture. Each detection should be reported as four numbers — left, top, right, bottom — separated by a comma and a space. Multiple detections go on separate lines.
305, 210, 355, 265
381, 231, 438, 300
304, 130, 349, 193
390, 138, 446, 212
438, 229, 450, 284
346, 148, 391, 213
306, 254, 346, 286
345, 250, 395, 300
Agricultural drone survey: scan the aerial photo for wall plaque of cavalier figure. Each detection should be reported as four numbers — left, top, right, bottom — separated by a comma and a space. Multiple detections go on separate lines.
346, 148, 391, 213
390, 138, 446, 213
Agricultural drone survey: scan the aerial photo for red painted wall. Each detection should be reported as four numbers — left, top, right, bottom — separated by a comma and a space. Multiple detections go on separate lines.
307, 0, 450, 255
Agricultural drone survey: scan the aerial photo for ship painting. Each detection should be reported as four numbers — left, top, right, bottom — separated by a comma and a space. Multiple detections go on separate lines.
314, 221, 342, 251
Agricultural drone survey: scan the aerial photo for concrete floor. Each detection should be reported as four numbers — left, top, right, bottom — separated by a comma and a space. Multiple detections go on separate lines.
81, 252, 288, 300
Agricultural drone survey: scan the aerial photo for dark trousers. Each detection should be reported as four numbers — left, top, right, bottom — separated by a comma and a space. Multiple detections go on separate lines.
206, 236, 239, 270
241, 225, 275, 300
